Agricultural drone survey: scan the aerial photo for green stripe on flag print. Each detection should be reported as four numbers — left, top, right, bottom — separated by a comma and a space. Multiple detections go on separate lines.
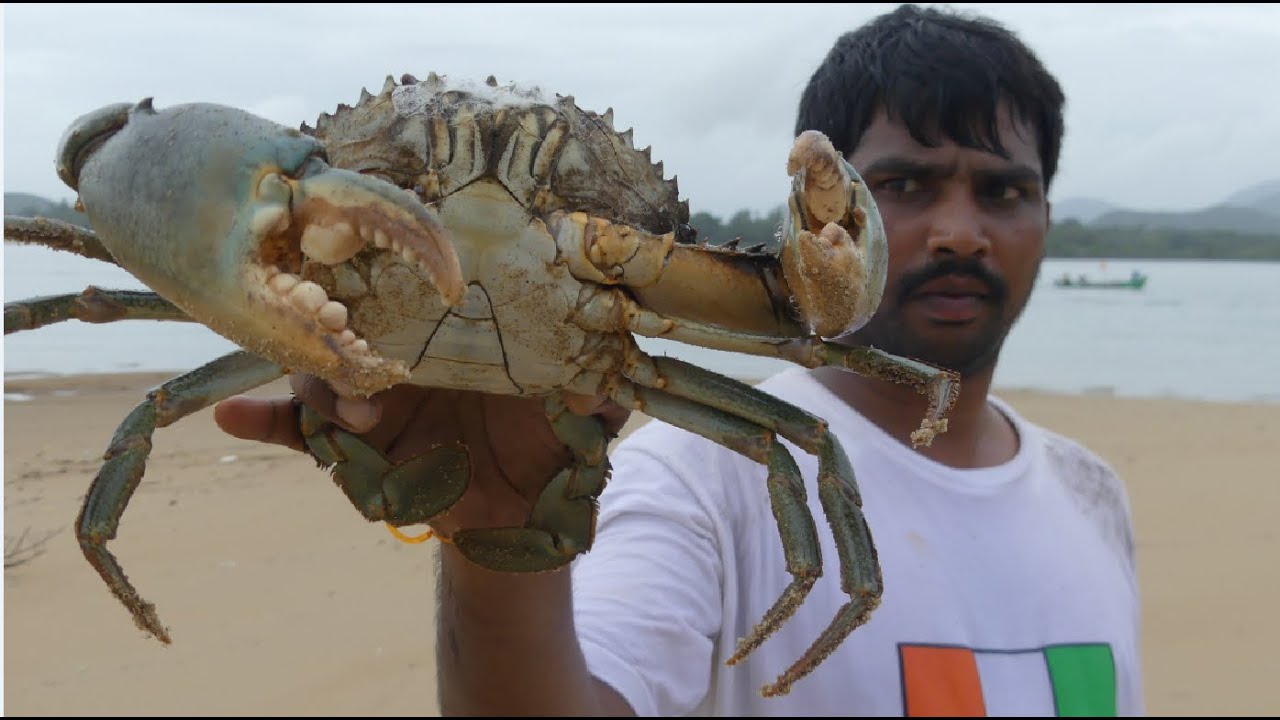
1044, 644, 1117, 716
899, 642, 1116, 717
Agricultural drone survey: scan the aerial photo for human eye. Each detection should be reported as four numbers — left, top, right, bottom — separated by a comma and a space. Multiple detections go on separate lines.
980, 178, 1037, 207
876, 176, 925, 197
989, 183, 1022, 201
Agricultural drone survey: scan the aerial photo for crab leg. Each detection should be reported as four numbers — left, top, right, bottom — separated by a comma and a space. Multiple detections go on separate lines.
549, 211, 808, 339
77, 350, 285, 642
298, 404, 471, 527
615, 353, 878, 698
4, 288, 191, 334
4, 215, 118, 265
575, 292, 959, 449
815, 343, 959, 447
0, 217, 185, 335
294, 392, 611, 573
450, 394, 612, 571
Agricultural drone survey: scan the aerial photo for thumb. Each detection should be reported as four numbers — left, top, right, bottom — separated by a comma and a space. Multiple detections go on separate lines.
290, 374, 383, 434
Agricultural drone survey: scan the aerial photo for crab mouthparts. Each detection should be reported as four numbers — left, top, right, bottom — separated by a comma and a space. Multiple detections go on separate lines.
256, 218, 453, 349
241, 174, 464, 391
262, 265, 368, 353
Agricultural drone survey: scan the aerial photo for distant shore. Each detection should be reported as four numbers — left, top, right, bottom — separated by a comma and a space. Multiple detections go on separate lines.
4, 371, 1279, 715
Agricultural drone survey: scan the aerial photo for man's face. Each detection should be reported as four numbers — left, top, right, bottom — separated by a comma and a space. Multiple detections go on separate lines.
843, 106, 1049, 377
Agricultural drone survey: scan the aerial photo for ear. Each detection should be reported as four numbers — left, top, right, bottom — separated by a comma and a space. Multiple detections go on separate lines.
1040, 199, 1052, 262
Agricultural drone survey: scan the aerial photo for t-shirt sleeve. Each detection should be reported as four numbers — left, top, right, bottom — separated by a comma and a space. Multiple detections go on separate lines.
570, 422, 729, 716
1043, 430, 1139, 578
1040, 429, 1146, 715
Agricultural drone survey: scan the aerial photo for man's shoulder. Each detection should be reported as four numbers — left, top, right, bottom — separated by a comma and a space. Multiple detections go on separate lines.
990, 395, 1122, 483
1042, 424, 1116, 474
997, 398, 1137, 566
1029, 415, 1126, 497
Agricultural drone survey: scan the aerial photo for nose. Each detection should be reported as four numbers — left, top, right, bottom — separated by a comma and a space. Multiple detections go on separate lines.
925, 191, 990, 258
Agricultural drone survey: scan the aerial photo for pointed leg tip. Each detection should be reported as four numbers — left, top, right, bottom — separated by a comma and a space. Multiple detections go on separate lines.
759, 677, 795, 698
146, 621, 171, 644
133, 603, 171, 644
141, 620, 172, 645
726, 620, 778, 667
909, 418, 948, 448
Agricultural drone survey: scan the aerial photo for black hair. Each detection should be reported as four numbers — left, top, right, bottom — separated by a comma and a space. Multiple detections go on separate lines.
795, 4, 1066, 188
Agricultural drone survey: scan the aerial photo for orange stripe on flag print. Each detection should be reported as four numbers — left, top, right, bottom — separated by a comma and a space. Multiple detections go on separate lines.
898, 643, 1117, 717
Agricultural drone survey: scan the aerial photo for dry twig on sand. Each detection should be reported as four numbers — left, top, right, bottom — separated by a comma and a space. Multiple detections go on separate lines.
5, 526, 62, 568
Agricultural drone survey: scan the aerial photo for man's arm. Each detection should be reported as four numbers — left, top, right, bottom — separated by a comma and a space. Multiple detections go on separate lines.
435, 545, 634, 716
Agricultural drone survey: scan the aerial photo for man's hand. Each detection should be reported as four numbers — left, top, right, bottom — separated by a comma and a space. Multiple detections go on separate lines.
213, 375, 631, 537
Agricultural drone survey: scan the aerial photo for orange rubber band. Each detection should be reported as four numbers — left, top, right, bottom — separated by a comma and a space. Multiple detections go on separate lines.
384, 522, 452, 544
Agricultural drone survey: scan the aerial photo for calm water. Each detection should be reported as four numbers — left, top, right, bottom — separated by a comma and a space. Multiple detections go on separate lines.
4, 244, 1278, 404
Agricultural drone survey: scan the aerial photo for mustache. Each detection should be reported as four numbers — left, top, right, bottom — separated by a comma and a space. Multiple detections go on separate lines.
896, 256, 1008, 305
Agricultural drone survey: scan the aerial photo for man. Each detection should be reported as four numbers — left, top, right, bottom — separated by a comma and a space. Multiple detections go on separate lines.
216, 4, 1144, 715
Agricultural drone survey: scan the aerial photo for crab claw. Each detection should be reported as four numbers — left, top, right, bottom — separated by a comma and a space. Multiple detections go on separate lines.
780, 131, 888, 339
58, 99, 465, 395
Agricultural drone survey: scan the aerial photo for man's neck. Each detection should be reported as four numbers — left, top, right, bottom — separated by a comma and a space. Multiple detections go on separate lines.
811, 363, 1019, 469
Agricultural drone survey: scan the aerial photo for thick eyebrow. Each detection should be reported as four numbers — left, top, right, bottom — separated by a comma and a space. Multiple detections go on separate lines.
857, 156, 1043, 187
857, 156, 955, 180
974, 165, 1044, 188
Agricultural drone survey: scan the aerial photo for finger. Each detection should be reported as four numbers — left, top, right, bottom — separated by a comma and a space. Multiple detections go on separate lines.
595, 400, 632, 437
213, 396, 305, 452
289, 373, 337, 417
289, 374, 382, 433
336, 395, 382, 433
562, 392, 631, 436
561, 391, 609, 416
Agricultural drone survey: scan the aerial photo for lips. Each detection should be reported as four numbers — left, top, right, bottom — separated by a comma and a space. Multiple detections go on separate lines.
909, 275, 991, 322
912, 275, 991, 299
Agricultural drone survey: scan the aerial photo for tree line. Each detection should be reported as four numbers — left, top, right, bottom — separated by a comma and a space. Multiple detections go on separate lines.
8, 196, 1279, 261
689, 210, 1280, 261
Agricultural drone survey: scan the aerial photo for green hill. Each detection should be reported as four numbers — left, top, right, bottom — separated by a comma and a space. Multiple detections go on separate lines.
1092, 205, 1277, 236
4, 192, 92, 228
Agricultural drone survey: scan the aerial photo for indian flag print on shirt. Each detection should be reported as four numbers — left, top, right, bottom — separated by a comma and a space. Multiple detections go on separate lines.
898, 642, 1116, 717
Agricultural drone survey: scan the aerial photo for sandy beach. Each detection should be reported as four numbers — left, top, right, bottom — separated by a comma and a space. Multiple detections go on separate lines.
4, 371, 1278, 716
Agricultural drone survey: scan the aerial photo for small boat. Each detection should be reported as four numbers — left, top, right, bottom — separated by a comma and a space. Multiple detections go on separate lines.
1053, 269, 1148, 290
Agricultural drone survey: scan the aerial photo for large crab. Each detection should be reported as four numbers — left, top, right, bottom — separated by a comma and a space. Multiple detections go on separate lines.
4, 73, 958, 698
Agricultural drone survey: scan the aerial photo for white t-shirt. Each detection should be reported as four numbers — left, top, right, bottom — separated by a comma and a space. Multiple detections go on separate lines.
571, 367, 1144, 716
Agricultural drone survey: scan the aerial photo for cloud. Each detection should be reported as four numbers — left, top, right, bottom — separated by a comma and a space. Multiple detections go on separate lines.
5, 3, 1279, 216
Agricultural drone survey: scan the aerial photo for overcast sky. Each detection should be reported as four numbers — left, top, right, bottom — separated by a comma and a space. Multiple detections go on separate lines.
5, 3, 1279, 220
